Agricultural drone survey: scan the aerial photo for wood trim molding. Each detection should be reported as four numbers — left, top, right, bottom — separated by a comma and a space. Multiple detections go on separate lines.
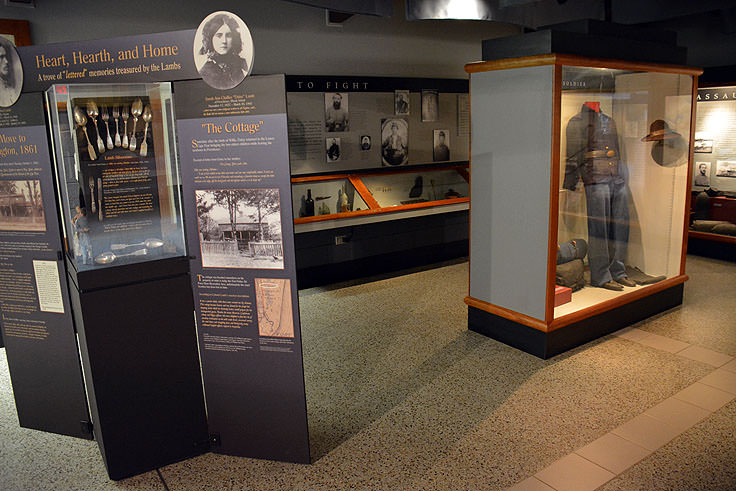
291, 174, 352, 183
465, 55, 557, 74
681, 76, 699, 274
549, 275, 689, 331
464, 296, 549, 332
0, 19, 31, 46
294, 208, 380, 224
688, 230, 736, 245
545, 64, 563, 323
466, 54, 702, 77
348, 175, 380, 209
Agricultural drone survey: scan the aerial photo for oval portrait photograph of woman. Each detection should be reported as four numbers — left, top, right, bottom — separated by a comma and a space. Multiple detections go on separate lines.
194, 11, 254, 90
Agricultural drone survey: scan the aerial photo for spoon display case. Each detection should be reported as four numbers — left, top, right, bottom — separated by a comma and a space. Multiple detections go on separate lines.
45, 83, 186, 274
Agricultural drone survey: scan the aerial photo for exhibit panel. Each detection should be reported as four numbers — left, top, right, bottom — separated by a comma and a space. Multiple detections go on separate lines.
556, 66, 692, 318
689, 86, 736, 250
46, 82, 209, 480
465, 54, 700, 358
176, 75, 311, 465
0, 93, 91, 439
286, 76, 470, 176
468, 65, 554, 322
287, 76, 472, 284
45, 83, 186, 271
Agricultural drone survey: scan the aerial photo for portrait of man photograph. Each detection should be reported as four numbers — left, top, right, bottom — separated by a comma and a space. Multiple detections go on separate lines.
325, 92, 349, 132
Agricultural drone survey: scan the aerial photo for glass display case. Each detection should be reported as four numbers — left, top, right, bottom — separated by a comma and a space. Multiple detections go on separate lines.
292, 177, 369, 218
688, 85, 736, 248
556, 65, 692, 318
46, 83, 185, 271
291, 164, 469, 225
465, 54, 700, 357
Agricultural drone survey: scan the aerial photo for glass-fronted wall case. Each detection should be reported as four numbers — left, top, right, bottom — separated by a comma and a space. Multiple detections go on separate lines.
291, 164, 469, 223
361, 167, 468, 207
690, 86, 736, 240
292, 178, 368, 217
556, 66, 693, 318
46, 83, 185, 271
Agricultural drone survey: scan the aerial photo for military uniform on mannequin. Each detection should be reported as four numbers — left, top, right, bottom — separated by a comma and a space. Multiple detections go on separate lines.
563, 102, 636, 291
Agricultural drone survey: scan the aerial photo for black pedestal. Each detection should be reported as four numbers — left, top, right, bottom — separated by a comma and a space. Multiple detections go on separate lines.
68, 257, 209, 480
469, 283, 684, 359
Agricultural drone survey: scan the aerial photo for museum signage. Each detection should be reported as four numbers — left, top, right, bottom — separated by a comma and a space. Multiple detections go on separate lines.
0, 93, 90, 439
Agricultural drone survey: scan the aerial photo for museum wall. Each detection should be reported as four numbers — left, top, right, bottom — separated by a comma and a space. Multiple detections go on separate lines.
0, 0, 519, 79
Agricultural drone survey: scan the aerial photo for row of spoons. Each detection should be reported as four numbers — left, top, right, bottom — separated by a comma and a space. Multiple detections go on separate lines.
73, 99, 153, 161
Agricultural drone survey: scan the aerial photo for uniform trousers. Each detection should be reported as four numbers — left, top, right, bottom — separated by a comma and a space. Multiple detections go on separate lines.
584, 179, 629, 286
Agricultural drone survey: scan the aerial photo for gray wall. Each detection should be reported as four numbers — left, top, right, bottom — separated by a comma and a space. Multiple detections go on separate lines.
469, 66, 554, 320
0, 0, 520, 78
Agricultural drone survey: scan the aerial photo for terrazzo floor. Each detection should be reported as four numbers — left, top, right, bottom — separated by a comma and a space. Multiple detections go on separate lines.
1, 255, 735, 490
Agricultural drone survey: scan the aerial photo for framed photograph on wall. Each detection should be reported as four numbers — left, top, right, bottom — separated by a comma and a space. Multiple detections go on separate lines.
694, 139, 713, 153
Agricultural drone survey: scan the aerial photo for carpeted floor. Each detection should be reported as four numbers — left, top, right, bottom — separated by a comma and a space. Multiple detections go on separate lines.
0, 255, 734, 490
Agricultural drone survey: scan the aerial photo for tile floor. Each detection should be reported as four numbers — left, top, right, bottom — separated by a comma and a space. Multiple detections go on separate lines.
1, 254, 735, 490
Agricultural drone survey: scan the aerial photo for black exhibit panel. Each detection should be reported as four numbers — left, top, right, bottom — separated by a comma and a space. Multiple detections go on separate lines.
0, 94, 91, 439
44, 78, 209, 480
175, 75, 311, 463
67, 259, 209, 480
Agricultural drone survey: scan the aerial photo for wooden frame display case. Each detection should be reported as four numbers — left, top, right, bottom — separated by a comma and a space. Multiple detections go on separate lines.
688, 84, 736, 260
292, 163, 469, 229
465, 54, 701, 358
291, 164, 469, 287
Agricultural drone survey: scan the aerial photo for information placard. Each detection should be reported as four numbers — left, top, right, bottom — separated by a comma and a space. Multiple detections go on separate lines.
176, 75, 310, 463
0, 93, 90, 438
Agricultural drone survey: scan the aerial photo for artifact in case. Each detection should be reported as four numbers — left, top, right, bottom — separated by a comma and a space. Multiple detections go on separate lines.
46, 83, 186, 271
291, 164, 469, 227
465, 55, 700, 357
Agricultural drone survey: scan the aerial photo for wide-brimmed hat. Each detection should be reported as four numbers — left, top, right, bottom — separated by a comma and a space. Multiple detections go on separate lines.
642, 119, 680, 141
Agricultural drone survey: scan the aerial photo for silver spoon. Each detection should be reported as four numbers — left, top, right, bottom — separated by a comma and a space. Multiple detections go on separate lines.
101, 106, 113, 150
94, 248, 149, 265
139, 105, 152, 157
129, 98, 143, 152
121, 106, 129, 148
86, 101, 105, 154
73, 106, 96, 160
112, 106, 121, 147
110, 238, 164, 251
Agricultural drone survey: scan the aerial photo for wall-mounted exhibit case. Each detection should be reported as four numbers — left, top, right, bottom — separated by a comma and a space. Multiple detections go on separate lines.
465, 54, 700, 358
286, 76, 471, 286
46, 82, 209, 479
688, 85, 736, 260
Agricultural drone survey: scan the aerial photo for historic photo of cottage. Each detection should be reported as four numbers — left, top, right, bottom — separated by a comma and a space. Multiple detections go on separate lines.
196, 188, 284, 269
0, 180, 45, 232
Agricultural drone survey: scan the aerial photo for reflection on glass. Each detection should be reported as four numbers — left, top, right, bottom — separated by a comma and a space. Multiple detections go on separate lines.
556, 66, 692, 315
361, 168, 468, 208
291, 179, 367, 218
46, 83, 186, 271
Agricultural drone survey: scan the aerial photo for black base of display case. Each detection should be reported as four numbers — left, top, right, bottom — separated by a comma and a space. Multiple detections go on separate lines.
295, 211, 469, 288
68, 257, 209, 480
687, 236, 736, 262
468, 283, 685, 359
